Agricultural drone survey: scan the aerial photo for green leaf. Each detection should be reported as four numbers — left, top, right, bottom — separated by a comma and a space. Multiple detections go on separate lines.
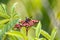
10, 2, 18, 17
1, 3, 7, 13
20, 27, 28, 40
11, 2, 17, 13
0, 18, 19, 40
0, 24, 4, 29
36, 21, 41, 38
6, 31, 24, 40
9, 36, 18, 40
0, 19, 9, 24
13, 14, 20, 19
2, 34, 19, 40
28, 27, 35, 40
0, 4, 4, 12
50, 27, 57, 40
0, 11, 10, 19
34, 38, 46, 40
0, 4, 10, 19
41, 29, 51, 40
39, 38, 46, 40
20, 27, 26, 36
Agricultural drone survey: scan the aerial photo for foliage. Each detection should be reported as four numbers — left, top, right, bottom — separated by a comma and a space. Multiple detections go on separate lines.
0, 0, 58, 40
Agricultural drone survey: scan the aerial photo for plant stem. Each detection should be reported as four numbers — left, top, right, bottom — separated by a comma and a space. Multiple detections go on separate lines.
26, 27, 28, 36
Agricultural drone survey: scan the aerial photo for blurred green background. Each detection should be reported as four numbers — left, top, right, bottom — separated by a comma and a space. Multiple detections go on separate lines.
0, 0, 60, 40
